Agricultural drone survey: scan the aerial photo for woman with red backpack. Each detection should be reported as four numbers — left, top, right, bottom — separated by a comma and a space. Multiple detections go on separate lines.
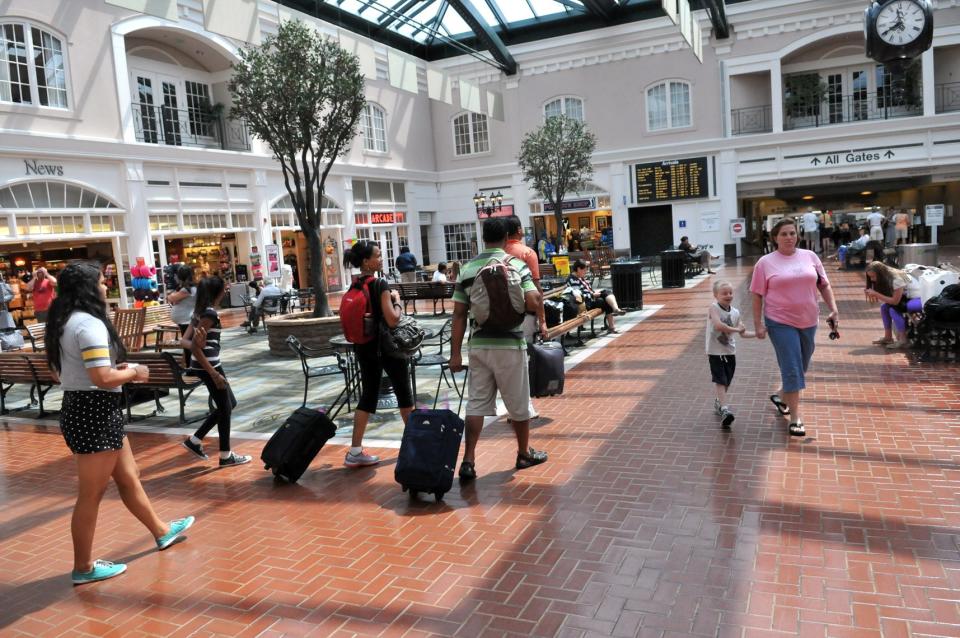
340, 240, 413, 467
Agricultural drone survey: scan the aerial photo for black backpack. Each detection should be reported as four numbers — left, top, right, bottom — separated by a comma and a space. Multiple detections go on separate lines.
923, 285, 960, 323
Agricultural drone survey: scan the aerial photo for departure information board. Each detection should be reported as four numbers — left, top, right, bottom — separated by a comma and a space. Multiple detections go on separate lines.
635, 157, 708, 202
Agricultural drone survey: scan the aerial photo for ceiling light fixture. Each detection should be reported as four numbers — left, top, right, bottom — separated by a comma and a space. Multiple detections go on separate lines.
860, 191, 873, 195
801, 195, 814, 200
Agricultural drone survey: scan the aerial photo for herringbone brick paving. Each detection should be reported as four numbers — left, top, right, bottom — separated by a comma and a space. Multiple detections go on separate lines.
1, 258, 958, 637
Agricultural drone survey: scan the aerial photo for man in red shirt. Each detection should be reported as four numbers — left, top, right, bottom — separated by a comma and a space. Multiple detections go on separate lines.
504, 216, 547, 342
26, 267, 57, 322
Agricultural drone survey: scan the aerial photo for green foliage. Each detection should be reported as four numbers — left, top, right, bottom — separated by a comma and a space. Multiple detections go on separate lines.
517, 115, 597, 234
229, 20, 366, 315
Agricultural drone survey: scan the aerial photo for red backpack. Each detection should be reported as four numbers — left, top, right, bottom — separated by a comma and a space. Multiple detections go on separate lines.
339, 276, 376, 344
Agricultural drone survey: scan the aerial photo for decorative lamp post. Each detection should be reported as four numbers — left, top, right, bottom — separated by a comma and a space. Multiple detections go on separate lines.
473, 191, 504, 218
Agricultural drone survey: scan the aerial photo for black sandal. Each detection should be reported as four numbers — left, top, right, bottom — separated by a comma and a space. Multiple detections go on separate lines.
788, 421, 805, 437
516, 448, 548, 470
769, 394, 791, 416
458, 461, 476, 481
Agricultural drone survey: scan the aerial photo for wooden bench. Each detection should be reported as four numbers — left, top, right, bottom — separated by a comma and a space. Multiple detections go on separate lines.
544, 307, 604, 352
539, 263, 557, 278
141, 304, 182, 351
26, 323, 45, 352
0, 352, 60, 416
684, 252, 705, 277
123, 351, 206, 423
397, 282, 456, 315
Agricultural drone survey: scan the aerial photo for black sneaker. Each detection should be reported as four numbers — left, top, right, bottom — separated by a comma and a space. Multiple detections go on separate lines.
181, 438, 208, 460
247, 327, 257, 334
458, 461, 477, 481
219, 452, 252, 467
720, 408, 735, 428
240, 321, 250, 327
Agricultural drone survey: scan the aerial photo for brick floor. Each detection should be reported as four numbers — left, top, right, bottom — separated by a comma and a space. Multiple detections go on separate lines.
1, 258, 958, 637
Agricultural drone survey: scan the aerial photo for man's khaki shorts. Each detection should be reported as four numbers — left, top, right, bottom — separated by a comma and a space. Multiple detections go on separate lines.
466, 347, 531, 421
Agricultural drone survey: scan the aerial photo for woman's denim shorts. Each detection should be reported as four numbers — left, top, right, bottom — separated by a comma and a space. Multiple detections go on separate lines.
764, 317, 817, 393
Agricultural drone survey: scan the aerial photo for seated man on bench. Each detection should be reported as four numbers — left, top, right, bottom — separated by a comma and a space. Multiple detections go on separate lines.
243, 280, 283, 334
833, 226, 870, 270
679, 236, 716, 275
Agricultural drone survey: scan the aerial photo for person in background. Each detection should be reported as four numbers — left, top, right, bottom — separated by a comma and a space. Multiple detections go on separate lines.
866, 208, 885, 242
180, 276, 251, 467
679, 236, 716, 275
395, 246, 419, 284
448, 261, 461, 283
166, 265, 196, 367
801, 210, 820, 253
751, 217, 838, 438
894, 209, 910, 246
342, 240, 412, 468
864, 261, 923, 350
432, 262, 448, 283
47, 263, 194, 584
243, 279, 283, 334
567, 259, 627, 333
26, 266, 57, 322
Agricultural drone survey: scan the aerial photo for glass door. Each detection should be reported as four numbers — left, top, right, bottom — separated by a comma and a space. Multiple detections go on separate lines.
372, 229, 396, 277
850, 69, 869, 121
131, 70, 187, 146
132, 74, 159, 143
826, 73, 844, 124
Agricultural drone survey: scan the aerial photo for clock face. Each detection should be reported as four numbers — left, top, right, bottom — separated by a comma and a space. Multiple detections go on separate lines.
876, 1, 926, 46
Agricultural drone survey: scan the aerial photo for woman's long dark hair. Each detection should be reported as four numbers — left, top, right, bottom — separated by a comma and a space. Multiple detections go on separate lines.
46, 262, 125, 373
194, 276, 225, 317
175, 265, 194, 290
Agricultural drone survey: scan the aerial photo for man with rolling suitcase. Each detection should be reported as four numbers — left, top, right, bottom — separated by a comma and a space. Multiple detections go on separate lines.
448, 218, 548, 481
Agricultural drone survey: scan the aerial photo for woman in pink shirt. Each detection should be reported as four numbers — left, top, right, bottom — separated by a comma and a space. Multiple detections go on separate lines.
750, 218, 839, 437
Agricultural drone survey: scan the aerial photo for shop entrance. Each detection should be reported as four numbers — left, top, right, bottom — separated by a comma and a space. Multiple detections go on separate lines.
628, 205, 673, 257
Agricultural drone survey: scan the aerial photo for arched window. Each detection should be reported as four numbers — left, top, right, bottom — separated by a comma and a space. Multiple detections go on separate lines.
270, 192, 343, 229
452, 112, 489, 156
544, 96, 584, 122
646, 80, 691, 131
0, 22, 69, 108
0, 181, 118, 209
361, 103, 387, 153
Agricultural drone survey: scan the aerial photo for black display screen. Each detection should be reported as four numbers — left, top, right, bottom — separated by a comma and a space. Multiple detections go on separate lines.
635, 157, 708, 202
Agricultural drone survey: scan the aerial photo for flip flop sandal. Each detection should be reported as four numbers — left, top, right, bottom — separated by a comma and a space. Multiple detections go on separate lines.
788, 421, 805, 437
872, 337, 893, 345
769, 394, 791, 416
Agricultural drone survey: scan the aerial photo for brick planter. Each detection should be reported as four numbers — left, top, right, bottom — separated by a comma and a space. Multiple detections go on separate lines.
264, 312, 342, 357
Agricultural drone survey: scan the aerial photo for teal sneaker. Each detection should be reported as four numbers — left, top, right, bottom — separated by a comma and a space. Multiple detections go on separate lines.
71, 559, 126, 585
156, 516, 195, 550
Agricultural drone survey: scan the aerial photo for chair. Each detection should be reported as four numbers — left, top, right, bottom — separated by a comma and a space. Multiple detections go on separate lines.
112, 308, 146, 352
409, 319, 463, 408
296, 289, 315, 312
286, 335, 353, 418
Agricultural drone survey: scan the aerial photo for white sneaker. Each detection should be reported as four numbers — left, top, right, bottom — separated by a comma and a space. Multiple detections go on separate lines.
344, 450, 380, 468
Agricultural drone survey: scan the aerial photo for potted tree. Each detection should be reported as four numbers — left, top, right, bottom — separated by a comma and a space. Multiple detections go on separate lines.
517, 114, 597, 255
229, 20, 366, 354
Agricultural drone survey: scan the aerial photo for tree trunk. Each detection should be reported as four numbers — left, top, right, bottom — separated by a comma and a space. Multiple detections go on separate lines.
553, 207, 565, 253
307, 228, 332, 317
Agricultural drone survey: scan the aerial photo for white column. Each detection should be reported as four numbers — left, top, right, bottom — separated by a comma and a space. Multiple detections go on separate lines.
717, 150, 740, 258
770, 60, 784, 133
608, 162, 629, 253
123, 161, 152, 269
250, 170, 271, 281
405, 180, 422, 262
343, 176, 356, 241
922, 47, 936, 117
111, 236, 128, 309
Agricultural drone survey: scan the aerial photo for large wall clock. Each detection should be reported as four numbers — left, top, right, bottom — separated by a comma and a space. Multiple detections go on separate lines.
865, 0, 933, 64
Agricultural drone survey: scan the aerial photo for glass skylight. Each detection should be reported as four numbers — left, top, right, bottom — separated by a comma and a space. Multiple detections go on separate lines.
321, 0, 588, 44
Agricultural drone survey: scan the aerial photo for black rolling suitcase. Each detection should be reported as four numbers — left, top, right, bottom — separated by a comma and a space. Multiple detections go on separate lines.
261, 407, 337, 483
528, 340, 565, 397
395, 409, 464, 502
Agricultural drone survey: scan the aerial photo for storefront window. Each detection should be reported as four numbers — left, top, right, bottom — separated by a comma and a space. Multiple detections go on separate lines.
182, 213, 228, 230
149, 215, 178, 231
444, 223, 477, 262
368, 181, 393, 203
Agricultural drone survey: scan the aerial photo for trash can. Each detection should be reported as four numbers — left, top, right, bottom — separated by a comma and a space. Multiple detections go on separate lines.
897, 243, 938, 267
660, 250, 685, 289
610, 261, 643, 310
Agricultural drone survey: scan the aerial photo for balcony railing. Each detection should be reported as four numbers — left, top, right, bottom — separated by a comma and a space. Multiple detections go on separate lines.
935, 82, 960, 114
132, 102, 251, 151
731, 105, 773, 135
784, 86, 921, 130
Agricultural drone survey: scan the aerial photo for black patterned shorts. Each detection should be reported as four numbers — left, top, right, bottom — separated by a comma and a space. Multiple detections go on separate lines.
59, 390, 125, 454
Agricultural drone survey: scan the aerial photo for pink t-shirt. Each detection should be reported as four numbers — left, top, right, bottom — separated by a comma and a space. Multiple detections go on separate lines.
505, 239, 540, 281
749, 249, 828, 329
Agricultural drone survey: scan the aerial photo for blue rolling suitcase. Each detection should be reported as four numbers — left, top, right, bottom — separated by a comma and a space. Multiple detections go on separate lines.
395, 409, 464, 502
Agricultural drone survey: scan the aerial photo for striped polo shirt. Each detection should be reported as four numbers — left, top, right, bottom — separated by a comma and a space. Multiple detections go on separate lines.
58, 311, 118, 392
452, 248, 536, 350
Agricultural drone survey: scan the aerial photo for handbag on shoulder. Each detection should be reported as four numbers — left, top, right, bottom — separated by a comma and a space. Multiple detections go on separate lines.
379, 314, 425, 359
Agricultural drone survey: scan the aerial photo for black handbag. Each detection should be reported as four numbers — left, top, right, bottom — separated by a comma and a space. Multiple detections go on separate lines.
379, 315, 426, 359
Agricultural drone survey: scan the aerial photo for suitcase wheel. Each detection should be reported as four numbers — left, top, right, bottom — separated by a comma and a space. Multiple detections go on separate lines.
434, 492, 443, 503
401, 485, 408, 493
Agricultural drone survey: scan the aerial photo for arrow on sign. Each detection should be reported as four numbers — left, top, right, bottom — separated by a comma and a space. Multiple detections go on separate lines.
884, 150, 895, 159
810, 157, 821, 165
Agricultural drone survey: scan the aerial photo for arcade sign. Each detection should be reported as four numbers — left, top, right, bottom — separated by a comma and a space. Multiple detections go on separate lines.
369, 211, 406, 224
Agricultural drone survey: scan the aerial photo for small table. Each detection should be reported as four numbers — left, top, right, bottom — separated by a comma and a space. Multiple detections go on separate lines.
330, 326, 439, 412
